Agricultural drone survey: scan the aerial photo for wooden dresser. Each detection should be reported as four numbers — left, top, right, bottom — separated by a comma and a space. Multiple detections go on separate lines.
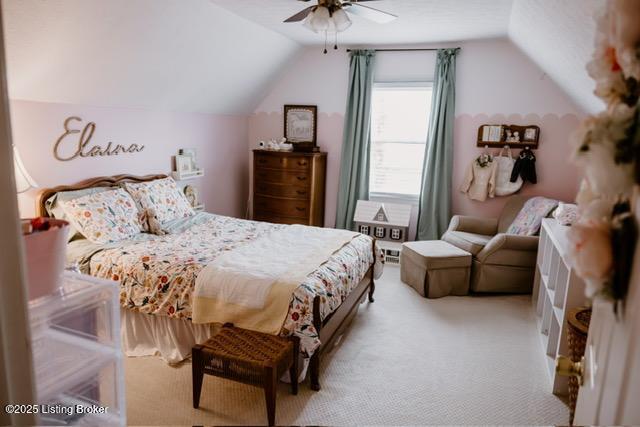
252, 150, 327, 226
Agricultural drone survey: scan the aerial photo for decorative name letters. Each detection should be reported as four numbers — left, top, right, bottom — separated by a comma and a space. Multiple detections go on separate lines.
53, 116, 145, 161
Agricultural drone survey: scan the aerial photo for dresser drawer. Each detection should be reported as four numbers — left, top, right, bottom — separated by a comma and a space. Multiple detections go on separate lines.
254, 196, 309, 219
253, 214, 307, 225
254, 154, 311, 171
254, 182, 310, 200
254, 168, 310, 186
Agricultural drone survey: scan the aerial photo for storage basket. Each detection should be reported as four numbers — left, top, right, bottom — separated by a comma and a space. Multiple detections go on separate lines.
567, 306, 591, 425
23, 219, 69, 300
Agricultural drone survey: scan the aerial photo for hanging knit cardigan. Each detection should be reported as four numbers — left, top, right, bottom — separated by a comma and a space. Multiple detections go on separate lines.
460, 158, 497, 201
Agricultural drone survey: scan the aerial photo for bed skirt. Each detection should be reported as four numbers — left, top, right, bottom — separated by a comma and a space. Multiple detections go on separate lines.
120, 308, 335, 380
120, 309, 214, 364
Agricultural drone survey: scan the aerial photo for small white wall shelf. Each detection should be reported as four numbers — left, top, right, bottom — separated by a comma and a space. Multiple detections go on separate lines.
171, 169, 204, 181
532, 218, 587, 395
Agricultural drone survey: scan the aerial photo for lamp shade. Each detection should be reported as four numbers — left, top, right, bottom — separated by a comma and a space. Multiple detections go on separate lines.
303, 6, 352, 34
303, 6, 331, 33
332, 8, 352, 32
13, 145, 37, 193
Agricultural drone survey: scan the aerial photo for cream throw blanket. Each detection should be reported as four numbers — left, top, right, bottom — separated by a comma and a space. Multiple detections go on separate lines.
192, 225, 359, 334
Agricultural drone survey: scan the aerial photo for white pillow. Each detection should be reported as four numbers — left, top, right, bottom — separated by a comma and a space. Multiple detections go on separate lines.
553, 202, 579, 226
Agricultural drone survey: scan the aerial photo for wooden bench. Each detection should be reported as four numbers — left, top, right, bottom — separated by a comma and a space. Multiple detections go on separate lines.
192, 323, 299, 426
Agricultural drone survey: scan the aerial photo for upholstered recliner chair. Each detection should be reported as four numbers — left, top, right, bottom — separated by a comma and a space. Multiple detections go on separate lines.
442, 195, 538, 293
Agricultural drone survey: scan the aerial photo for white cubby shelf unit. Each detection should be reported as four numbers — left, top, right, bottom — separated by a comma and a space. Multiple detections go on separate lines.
532, 218, 586, 395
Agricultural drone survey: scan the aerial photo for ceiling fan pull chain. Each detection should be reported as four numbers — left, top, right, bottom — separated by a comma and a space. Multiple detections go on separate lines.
323, 31, 328, 54
334, 31, 338, 50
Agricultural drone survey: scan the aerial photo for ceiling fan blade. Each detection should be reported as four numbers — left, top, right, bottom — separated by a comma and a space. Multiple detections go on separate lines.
344, 3, 397, 23
284, 6, 315, 23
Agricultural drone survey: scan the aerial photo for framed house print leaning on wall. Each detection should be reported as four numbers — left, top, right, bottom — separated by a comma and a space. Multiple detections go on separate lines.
284, 105, 317, 152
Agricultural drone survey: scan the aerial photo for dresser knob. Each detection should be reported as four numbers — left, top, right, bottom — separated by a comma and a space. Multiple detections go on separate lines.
295, 207, 305, 212
297, 176, 307, 181
296, 190, 307, 195
258, 159, 267, 164
298, 161, 307, 166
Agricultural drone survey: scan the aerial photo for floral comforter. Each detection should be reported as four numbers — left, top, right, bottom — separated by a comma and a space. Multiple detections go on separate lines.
70, 213, 381, 358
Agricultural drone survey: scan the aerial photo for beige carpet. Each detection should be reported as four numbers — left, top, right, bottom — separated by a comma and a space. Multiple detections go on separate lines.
125, 266, 569, 425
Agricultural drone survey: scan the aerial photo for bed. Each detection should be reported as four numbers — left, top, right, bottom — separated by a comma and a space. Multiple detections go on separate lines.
38, 174, 382, 390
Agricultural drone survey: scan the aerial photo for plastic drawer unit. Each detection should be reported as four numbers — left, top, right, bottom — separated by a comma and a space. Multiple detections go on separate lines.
29, 271, 125, 426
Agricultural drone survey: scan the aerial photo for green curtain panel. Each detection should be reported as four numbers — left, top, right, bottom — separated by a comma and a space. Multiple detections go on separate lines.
416, 48, 460, 240
335, 49, 376, 230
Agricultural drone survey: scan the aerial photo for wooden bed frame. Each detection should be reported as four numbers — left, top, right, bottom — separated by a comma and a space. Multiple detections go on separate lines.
37, 173, 376, 391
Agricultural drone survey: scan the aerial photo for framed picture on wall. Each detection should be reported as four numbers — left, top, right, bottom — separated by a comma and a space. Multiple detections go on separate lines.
284, 105, 317, 151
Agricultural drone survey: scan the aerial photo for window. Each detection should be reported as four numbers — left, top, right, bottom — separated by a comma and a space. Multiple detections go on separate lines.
369, 82, 433, 198
359, 225, 369, 235
374, 227, 386, 238
391, 229, 402, 240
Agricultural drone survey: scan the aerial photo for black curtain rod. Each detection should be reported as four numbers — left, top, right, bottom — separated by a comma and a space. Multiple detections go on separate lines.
346, 47, 460, 52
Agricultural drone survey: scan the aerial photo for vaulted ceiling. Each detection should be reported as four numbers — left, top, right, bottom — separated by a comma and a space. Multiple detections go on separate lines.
2, 0, 604, 114
210, 0, 514, 46
2, 0, 300, 114
508, 0, 604, 114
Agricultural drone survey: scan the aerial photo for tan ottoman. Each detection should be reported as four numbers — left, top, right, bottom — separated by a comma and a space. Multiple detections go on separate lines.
400, 240, 471, 298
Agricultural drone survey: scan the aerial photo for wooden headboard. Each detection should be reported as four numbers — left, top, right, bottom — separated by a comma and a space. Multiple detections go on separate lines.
37, 173, 168, 217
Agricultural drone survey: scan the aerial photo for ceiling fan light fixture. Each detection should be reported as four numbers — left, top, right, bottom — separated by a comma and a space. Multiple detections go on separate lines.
303, 6, 331, 33
331, 8, 351, 32
303, 5, 351, 34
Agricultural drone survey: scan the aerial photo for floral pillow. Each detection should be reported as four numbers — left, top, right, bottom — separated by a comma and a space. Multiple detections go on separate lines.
60, 188, 143, 244
123, 177, 194, 226
507, 197, 559, 236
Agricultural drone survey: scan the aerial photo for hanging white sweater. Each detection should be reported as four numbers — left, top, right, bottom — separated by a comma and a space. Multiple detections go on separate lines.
460, 159, 497, 202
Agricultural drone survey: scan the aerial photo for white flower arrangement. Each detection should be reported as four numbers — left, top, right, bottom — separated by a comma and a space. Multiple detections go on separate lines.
568, 0, 640, 301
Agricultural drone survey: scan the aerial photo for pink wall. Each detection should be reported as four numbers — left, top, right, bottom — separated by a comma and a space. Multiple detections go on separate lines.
10, 100, 249, 218
453, 113, 581, 218
250, 39, 585, 229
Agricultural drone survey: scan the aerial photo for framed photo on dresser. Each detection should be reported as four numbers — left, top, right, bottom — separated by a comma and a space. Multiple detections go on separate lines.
284, 105, 317, 152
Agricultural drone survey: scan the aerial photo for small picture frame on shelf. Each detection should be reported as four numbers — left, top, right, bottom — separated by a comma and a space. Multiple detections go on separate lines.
175, 155, 192, 174
179, 148, 198, 170
523, 127, 538, 142
481, 125, 503, 142
284, 105, 317, 152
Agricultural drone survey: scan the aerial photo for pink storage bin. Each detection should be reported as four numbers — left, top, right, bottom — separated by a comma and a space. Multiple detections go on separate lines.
22, 219, 70, 300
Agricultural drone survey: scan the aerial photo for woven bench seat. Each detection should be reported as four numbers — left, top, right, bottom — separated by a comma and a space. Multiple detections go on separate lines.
192, 323, 299, 426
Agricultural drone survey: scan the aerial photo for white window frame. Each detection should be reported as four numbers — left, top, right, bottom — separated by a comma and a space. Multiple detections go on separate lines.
369, 81, 433, 203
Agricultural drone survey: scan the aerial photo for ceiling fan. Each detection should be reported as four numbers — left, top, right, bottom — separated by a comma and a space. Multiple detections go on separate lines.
284, 0, 397, 32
